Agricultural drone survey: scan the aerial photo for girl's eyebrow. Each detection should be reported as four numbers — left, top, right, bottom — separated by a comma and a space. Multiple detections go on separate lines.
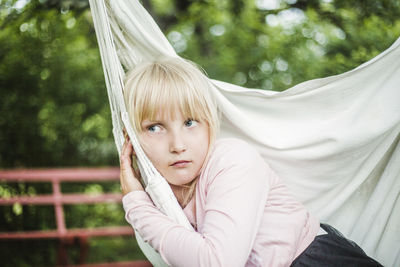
141, 119, 164, 127
141, 120, 157, 126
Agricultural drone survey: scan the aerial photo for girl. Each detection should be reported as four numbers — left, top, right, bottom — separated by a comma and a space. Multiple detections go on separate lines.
119, 57, 382, 267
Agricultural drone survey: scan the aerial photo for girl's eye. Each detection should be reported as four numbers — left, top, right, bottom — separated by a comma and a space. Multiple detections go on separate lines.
185, 119, 198, 128
147, 124, 161, 133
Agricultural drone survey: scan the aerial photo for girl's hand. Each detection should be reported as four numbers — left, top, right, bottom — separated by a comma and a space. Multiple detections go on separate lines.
120, 134, 144, 195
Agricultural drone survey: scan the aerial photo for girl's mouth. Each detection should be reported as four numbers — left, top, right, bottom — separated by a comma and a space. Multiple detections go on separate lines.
170, 160, 191, 167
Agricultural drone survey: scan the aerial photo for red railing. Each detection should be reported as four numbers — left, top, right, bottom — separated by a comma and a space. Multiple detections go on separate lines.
0, 168, 152, 267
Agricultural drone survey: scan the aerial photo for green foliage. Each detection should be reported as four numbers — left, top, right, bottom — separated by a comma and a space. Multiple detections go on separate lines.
0, 0, 116, 168
150, 0, 400, 91
0, 0, 399, 265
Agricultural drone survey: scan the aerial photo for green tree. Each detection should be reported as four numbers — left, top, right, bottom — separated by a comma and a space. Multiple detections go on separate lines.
0, 0, 115, 168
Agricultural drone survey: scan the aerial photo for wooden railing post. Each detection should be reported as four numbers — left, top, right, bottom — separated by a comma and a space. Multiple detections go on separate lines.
53, 178, 69, 265
53, 179, 67, 236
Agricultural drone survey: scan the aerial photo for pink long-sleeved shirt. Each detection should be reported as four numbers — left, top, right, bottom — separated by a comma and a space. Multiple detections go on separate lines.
123, 138, 320, 267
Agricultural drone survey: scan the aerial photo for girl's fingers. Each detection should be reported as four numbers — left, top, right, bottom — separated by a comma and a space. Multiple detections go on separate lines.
123, 132, 136, 156
119, 141, 144, 194
119, 132, 144, 194
125, 140, 133, 157
122, 139, 131, 154
120, 141, 132, 168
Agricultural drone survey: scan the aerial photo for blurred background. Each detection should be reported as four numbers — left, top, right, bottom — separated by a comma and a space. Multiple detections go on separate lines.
0, 0, 399, 266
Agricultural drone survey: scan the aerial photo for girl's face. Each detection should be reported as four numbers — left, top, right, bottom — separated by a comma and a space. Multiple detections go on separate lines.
139, 108, 210, 187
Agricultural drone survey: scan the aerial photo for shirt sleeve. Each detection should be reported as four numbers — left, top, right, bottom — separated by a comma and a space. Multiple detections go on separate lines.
123, 139, 271, 267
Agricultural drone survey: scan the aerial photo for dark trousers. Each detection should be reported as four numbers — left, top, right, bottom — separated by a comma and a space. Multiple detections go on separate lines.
290, 224, 383, 267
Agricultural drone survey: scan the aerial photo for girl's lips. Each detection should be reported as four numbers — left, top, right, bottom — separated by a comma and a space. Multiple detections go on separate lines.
170, 160, 191, 167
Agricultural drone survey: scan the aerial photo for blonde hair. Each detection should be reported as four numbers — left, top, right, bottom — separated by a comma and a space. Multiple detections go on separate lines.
123, 57, 219, 206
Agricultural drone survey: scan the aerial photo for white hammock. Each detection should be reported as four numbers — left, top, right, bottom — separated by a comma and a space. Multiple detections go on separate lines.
88, 1, 400, 266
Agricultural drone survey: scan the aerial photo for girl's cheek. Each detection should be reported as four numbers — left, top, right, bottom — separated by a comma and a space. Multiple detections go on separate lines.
139, 135, 154, 152
142, 134, 166, 151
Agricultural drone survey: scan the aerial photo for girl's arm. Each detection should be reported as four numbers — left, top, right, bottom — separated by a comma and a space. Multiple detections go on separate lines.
123, 139, 271, 267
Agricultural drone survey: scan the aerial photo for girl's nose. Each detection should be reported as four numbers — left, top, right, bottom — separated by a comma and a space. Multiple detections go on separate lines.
169, 131, 187, 153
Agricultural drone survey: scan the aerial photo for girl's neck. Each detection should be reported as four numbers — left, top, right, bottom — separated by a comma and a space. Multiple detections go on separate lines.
170, 183, 196, 208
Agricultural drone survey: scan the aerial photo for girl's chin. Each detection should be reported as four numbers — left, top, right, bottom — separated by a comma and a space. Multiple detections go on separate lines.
166, 175, 197, 187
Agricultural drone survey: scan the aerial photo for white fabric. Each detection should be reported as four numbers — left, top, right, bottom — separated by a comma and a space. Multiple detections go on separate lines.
88, 0, 400, 266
